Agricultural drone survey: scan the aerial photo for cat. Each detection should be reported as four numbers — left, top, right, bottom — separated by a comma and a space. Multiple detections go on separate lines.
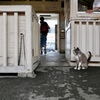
73, 47, 92, 70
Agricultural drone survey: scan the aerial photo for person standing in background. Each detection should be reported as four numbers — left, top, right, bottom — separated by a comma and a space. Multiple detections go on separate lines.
86, 0, 100, 13
40, 16, 50, 55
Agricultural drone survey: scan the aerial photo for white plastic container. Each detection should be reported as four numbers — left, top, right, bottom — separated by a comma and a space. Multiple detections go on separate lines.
0, 5, 40, 77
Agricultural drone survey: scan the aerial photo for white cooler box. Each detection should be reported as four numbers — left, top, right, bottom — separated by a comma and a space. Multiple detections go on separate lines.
0, 5, 40, 77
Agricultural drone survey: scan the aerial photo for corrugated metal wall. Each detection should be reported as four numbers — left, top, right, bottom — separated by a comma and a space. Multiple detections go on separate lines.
0, 12, 26, 66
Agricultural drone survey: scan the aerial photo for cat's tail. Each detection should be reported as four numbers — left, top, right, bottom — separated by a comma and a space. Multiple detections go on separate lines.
87, 51, 92, 63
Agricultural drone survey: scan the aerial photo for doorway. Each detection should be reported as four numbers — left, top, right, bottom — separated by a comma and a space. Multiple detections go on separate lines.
37, 13, 59, 54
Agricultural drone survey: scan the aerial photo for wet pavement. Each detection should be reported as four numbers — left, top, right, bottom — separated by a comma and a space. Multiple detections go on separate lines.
0, 52, 100, 100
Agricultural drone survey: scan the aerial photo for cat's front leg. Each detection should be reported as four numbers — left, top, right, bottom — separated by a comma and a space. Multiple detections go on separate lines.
78, 62, 81, 70
74, 61, 78, 70
74, 66, 77, 70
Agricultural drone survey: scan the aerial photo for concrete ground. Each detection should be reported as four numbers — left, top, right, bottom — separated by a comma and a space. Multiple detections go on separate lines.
0, 52, 100, 100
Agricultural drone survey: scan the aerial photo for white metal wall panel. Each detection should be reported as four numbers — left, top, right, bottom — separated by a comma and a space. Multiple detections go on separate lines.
0, 15, 3, 66
32, 16, 40, 70
0, 5, 40, 76
33, 18, 36, 56
0, 13, 26, 66
32, 16, 39, 56
88, 22, 93, 53
18, 14, 26, 66
70, 20, 100, 62
19, 14, 25, 34
65, 22, 71, 63
7, 14, 14, 66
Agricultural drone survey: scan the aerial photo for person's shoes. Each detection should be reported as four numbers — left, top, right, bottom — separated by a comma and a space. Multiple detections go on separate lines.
44, 48, 47, 54
41, 51, 43, 55
44, 51, 46, 54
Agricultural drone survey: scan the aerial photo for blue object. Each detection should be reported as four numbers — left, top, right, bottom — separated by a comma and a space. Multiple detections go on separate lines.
41, 34, 47, 48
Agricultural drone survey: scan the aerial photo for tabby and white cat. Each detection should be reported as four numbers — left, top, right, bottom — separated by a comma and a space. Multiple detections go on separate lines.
73, 47, 92, 70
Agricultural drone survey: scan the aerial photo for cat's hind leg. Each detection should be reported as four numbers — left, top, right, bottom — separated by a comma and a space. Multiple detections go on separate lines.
82, 66, 88, 69
82, 64, 88, 69
82, 66, 86, 69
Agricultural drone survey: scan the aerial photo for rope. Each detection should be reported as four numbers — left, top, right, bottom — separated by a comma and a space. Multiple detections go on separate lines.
18, 33, 26, 66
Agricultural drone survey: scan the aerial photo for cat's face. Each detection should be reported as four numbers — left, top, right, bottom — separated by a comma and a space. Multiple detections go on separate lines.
73, 47, 80, 55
